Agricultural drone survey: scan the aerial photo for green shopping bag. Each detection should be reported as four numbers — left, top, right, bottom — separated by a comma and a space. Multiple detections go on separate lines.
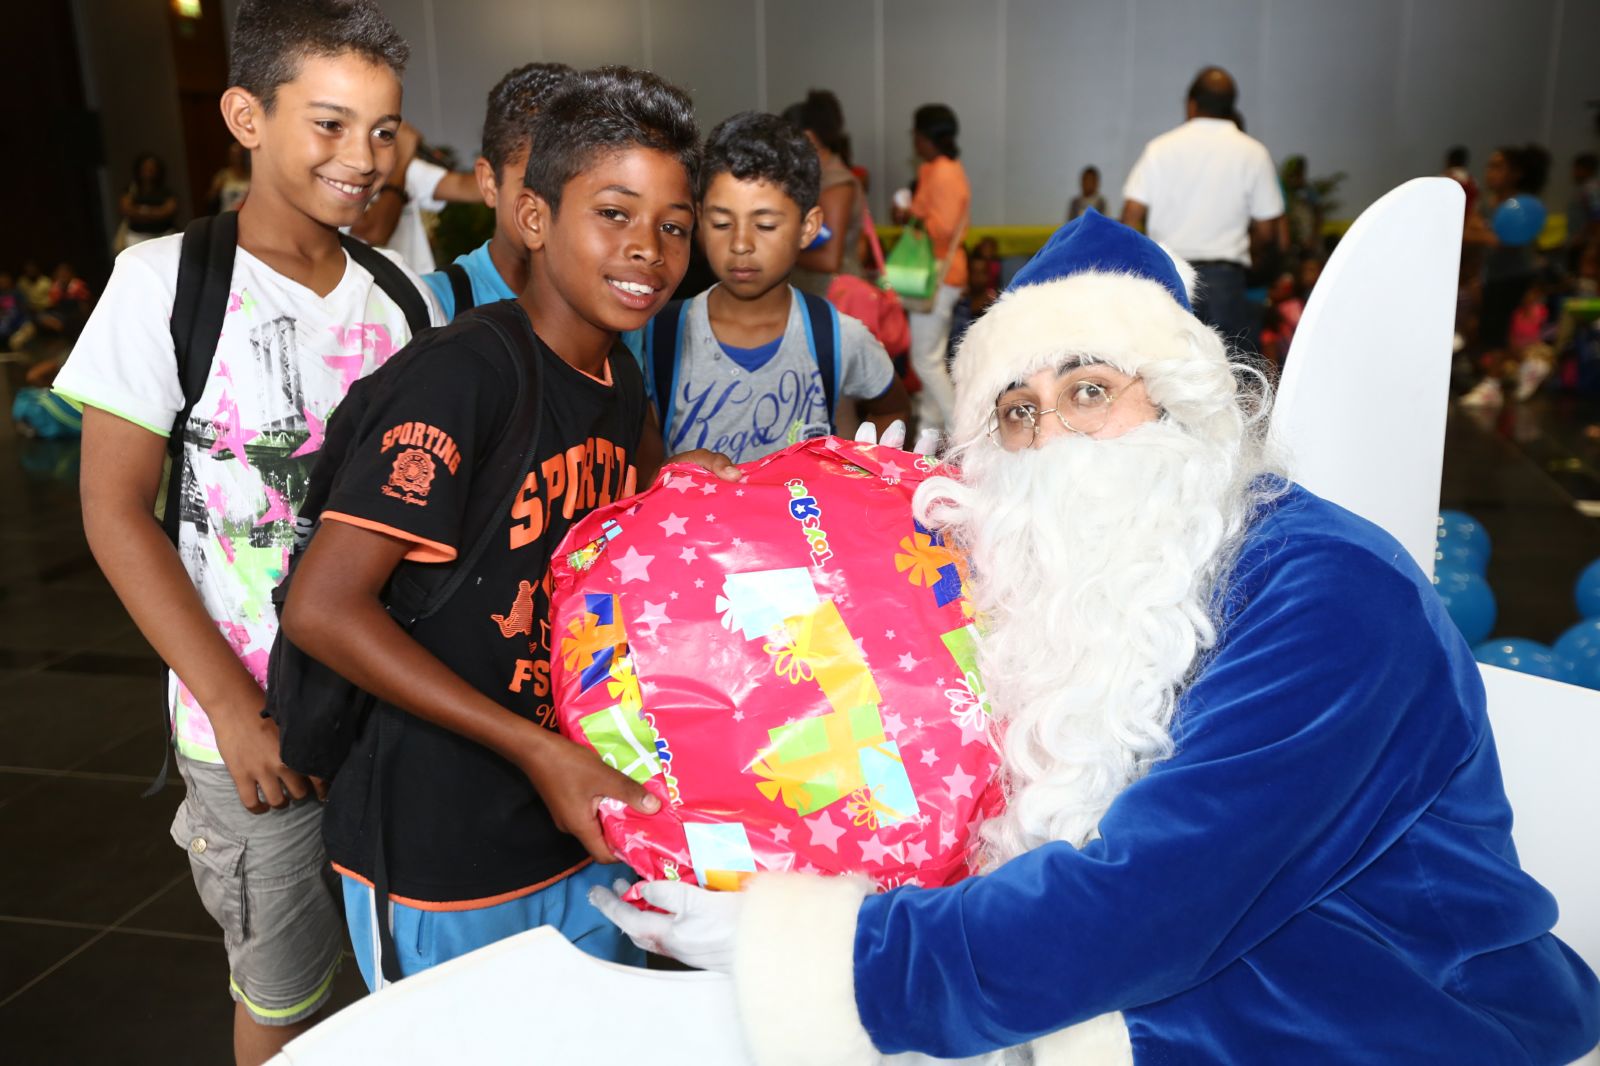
883, 224, 940, 302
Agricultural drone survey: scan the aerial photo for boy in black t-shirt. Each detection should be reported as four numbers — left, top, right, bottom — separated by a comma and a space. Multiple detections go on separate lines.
282, 67, 737, 988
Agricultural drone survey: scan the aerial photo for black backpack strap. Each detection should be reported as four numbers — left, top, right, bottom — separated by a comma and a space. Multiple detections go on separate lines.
799, 291, 840, 428
647, 299, 687, 429
163, 213, 238, 546
339, 234, 431, 338
147, 214, 237, 798
444, 261, 473, 316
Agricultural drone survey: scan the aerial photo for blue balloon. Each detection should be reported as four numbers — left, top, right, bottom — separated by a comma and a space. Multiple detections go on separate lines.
1434, 539, 1488, 574
1436, 510, 1491, 567
1473, 638, 1567, 680
1491, 195, 1547, 247
1433, 567, 1497, 645
1576, 559, 1600, 618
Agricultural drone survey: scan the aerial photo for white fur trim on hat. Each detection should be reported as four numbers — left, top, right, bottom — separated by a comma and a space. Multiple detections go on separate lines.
734, 874, 880, 1066
1031, 1012, 1135, 1066
950, 269, 1224, 446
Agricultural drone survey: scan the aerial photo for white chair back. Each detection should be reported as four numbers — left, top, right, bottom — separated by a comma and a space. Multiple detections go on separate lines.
1269, 176, 1463, 579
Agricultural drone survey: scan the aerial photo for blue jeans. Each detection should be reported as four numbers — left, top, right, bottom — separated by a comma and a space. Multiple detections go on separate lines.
1192, 261, 1258, 357
341, 861, 645, 991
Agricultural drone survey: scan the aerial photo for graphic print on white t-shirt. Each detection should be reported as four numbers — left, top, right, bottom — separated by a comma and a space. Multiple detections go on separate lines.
52, 235, 439, 762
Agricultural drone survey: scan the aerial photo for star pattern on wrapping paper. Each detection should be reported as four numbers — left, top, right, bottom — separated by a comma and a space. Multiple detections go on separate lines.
635, 600, 671, 632
854, 637, 867, 657
884, 629, 896, 640
770, 825, 790, 845
934, 677, 946, 687
858, 834, 899, 865
706, 513, 717, 523
732, 709, 744, 721
913, 717, 925, 729
878, 458, 905, 484
659, 513, 688, 537
612, 545, 655, 583
919, 747, 939, 766
940, 827, 959, 851
902, 839, 931, 866
807, 811, 846, 853
897, 653, 920, 672
699, 481, 718, 495
694, 578, 705, 589
666, 474, 693, 493
731, 537, 743, 548
679, 546, 698, 564
956, 712, 991, 748
883, 711, 906, 736
669, 591, 679, 601
942, 765, 977, 800
734, 488, 745, 497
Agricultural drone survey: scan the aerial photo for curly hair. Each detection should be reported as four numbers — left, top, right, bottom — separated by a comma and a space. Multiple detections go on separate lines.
229, 0, 408, 111
522, 66, 699, 215
701, 110, 821, 213
481, 62, 574, 173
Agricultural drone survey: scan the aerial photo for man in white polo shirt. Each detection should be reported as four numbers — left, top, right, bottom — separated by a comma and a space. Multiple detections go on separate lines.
1122, 66, 1284, 354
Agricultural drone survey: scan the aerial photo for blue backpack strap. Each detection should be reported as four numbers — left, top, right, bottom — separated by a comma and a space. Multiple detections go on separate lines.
799, 291, 840, 430
648, 299, 687, 431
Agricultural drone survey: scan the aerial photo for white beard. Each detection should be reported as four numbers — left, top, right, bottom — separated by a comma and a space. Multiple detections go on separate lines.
915, 420, 1264, 866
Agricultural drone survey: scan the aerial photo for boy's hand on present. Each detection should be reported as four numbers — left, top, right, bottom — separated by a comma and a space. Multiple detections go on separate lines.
589, 878, 743, 973
522, 732, 661, 863
209, 695, 316, 814
667, 448, 742, 482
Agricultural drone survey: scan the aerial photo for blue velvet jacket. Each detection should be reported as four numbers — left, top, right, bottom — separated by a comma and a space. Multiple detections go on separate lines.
853, 486, 1600, 1063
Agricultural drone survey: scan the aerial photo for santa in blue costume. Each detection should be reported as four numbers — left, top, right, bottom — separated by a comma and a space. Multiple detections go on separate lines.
593, 211, 1600, 1064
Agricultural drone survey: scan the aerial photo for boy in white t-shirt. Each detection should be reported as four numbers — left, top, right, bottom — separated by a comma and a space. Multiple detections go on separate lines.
635, 111, 909, 463
51, 2, 440, 1062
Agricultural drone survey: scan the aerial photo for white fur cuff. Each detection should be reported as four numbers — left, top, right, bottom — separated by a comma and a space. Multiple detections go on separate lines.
1030, 1011, 1134, 1066
734, 874, 879, 1066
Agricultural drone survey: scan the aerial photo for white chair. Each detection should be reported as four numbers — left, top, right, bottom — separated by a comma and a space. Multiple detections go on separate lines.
1269, 175, 1463, 578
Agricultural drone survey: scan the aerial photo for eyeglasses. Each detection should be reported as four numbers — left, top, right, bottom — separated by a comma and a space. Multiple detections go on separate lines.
988, 372, 1137, 449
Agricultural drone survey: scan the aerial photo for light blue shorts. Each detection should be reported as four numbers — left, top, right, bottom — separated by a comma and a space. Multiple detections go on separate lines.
342, 861, 644, 991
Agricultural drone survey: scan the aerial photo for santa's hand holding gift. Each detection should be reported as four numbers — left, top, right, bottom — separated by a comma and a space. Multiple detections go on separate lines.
593, 212, 1600, 1065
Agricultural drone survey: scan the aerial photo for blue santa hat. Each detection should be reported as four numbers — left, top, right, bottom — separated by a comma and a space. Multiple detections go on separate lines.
949, 209, 1222, 445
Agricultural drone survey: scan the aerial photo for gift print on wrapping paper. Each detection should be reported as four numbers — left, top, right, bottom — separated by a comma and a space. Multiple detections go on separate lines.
684, 822, 759, 891
896, 521, 966, 609
561, 592, 627, 695
577, 686, 662, 784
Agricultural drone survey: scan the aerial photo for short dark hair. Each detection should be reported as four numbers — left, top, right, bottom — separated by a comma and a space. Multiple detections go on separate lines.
1187, 66, 1237, 119
1081, 165, 1100, 178
480, 62, 574, 173
1446, 145, 1470, 168
914, 104, 960, 159
700, 111, 821, 213
229, 0, 408, 111
788, 90, 848, 158
523, 66, 699, 215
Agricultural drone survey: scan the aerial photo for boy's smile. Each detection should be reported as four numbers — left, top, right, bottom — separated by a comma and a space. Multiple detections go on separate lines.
699, 173, 816, 301
518, 146, 694, 364
246, 53, 403, 230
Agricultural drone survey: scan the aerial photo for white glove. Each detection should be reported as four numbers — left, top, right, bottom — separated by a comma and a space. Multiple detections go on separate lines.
588, 878, 743, 974
854, 419, 939, 456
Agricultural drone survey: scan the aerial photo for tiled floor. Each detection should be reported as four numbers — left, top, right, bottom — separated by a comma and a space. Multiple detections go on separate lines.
3, 355, 1600, 1061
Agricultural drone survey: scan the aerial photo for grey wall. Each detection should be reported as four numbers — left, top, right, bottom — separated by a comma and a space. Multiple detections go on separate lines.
223, 0, 1600, 227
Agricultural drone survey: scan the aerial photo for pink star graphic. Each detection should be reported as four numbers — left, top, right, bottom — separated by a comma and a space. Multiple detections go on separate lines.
919, 747, 939, 766
666, 475, 693, 493
635, 600, 671, 632
209, 399, 258, 462
770, 825, 790, 845
731, 536, 743, 548
289, 406, 325, 458
699, 482, 717, 495
255, 485, 294, 526
883, 711, 906, 736
884, 629, 896, 640
957, 713, 991, 747
669, 591, 679, 601
322, 349, 367, 392
612, 545, 655, 583
940, 828, 959, 851
806, 811, 846, 853
902, 839, 931, 866
734, 488, 745, 496
897, 652, 920, 672
705, 513, 717, 523
912, 717, 924, 729
658, 513, 688, 537
732, 709, 744, 721
204, 484, 227, 515
678, 546, 698, 563
879, 458, 905, 483
942, 765, 977, 800
858, 835, 898, 865
693, 578, 705, 589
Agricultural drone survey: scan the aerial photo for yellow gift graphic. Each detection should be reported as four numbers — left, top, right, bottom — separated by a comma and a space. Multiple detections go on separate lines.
751, 703, 885, 816
763, 599, 882, 714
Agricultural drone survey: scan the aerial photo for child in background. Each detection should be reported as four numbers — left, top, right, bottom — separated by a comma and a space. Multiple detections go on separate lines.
50, 2, 438, 1061
1067, 165, 1107, 221
19, 260, 52, 313
1510, 282, 1553, 400
281, 66, 737, 990
35, 263, 92, 340
638, 111, 907, 461
0, 271, 30, 349
422, 61, 573, 320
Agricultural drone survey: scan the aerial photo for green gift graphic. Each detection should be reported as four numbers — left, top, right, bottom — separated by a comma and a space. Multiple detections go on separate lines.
941, 624, 990, 719
752, 704, 886, 816
580, 704, 662, 784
